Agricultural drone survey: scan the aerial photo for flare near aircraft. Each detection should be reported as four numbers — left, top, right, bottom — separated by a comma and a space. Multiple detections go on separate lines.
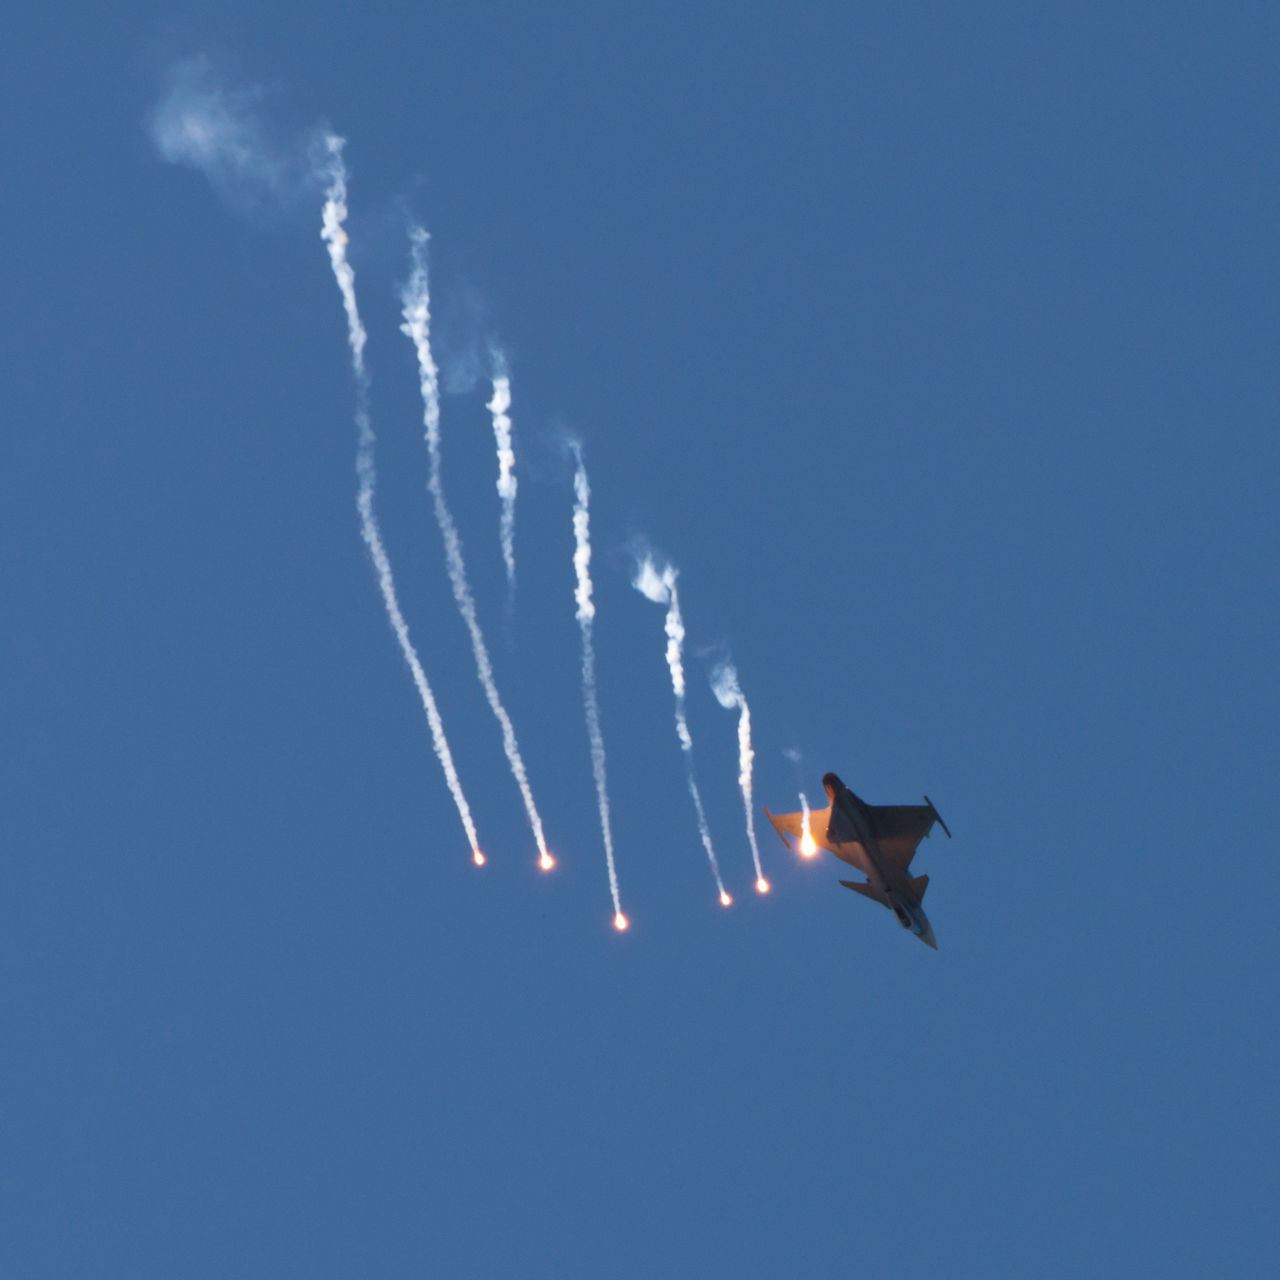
764, 773, 951, 948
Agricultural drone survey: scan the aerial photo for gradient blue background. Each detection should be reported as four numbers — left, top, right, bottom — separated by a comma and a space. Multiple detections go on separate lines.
3, 3, 1277, 1275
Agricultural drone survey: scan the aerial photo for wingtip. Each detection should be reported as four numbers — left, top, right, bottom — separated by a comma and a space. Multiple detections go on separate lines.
924, 795, 952, 839
763, 807, 792, 851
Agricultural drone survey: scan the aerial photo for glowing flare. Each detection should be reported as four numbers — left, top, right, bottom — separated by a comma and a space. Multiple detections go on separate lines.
756, 877, 771, 894
539, 852, 556, 871
614, 912, 629, 931
719, 891, 732, 907
473, 849, 486, 866
798, 791, 817, 857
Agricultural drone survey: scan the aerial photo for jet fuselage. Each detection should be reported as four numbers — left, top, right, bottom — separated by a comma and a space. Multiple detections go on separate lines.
822, 772, 937, 948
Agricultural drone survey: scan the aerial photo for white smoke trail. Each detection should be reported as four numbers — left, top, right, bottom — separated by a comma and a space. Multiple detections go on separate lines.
319, 139, 482, 862
784, 747, 818, 855
400, 230, 553, 871
711, 659, 767, 891
797, 792, 819, 856
632, 555, 729, 904
571, 446, 626, 929
486, 353, 518, 605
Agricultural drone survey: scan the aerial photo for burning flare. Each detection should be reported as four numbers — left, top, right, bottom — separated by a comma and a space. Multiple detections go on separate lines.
799, 792, 818, 856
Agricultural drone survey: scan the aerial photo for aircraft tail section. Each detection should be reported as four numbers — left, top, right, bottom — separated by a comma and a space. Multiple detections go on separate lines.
911, 873, 930, 900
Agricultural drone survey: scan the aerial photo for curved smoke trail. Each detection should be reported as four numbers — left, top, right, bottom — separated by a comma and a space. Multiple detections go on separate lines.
319, 139, 482, 862
711, 658, 767, 891
400, 229, 553, 871
571, 446, 626, 928
486, 353, 517, 608
632, 556, 729, 904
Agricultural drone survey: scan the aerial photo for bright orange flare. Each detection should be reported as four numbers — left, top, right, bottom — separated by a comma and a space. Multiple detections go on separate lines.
473, 849, 486, 866
800, 829, 818, 857
719, 891, 732, 907
613, 912, 629, 931
539, 852, 555, 871
756, 876, 771, 894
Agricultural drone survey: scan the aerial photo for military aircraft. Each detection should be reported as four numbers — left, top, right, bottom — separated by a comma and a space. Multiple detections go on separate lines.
764, 773, 951, 948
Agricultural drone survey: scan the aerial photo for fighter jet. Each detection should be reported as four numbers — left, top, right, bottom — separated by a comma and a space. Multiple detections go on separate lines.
764, 773, 951, 948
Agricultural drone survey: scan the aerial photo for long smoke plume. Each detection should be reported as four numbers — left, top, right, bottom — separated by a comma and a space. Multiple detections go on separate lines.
400, 229, 553, 870
571, 445, 626, 928
711, 658, 767, 890
632, 555, 728, 903
319, 139, 481, 859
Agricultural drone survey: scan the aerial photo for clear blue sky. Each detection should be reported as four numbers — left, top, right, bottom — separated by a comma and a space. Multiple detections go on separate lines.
3, 3, 1277, 1275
